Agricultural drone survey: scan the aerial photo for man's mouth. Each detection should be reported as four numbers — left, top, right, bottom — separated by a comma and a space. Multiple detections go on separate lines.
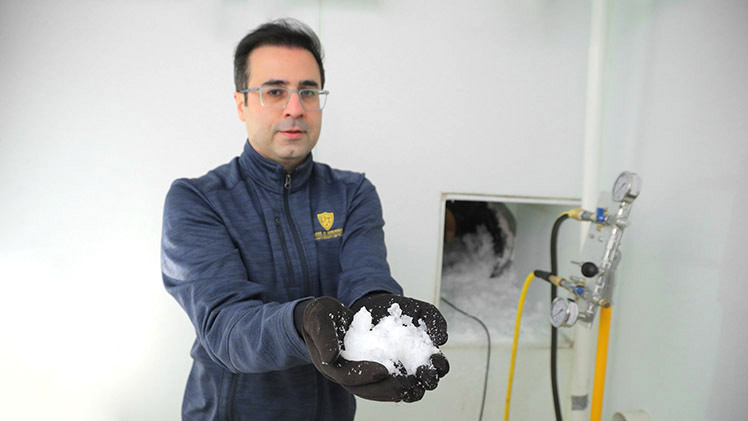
279, 128, 305, 139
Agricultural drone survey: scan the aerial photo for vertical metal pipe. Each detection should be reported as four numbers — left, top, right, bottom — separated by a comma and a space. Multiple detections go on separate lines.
574, 0, 610, 419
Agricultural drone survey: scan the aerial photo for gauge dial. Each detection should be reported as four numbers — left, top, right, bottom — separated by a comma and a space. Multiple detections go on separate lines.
550, 297, 579, 328
612, 171, 642, 203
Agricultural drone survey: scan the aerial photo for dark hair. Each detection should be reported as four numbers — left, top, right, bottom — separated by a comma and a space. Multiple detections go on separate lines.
234, 18, 325, 91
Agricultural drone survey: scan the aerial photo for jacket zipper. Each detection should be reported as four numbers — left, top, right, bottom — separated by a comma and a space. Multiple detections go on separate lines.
283, 174, 313, 297
284, 174, 322, 421
314, 371, 325, 420
227, 373, 240, 421
274, 217, 296, 286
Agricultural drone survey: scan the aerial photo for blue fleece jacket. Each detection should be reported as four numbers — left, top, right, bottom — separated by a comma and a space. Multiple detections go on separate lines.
161, 141, 403, 420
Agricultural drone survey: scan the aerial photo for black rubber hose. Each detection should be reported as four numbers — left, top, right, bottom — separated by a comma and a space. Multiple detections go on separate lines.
550, 213, 569, 421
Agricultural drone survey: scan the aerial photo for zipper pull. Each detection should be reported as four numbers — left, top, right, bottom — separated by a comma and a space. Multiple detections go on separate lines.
284, 173, 291, 190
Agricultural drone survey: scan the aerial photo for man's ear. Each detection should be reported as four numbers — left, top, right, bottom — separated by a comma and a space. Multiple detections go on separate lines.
233, 91, 246, 122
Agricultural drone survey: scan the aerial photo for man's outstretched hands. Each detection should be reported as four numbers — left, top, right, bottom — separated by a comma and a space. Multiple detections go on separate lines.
295, 295, 449, 402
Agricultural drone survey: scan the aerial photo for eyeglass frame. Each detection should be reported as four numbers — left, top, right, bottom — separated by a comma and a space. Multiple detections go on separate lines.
239, 86, 330, 110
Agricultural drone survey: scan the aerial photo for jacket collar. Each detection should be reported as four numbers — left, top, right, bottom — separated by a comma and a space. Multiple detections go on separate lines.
238, 140, 314, 192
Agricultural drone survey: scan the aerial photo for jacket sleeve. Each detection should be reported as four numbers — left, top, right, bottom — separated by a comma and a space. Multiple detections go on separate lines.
161, 179, 310, 374
337, 176, 404, 306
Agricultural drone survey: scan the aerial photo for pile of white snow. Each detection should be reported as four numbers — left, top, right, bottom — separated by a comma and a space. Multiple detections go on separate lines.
341, 303, 439, 376
440, 226, 556, 345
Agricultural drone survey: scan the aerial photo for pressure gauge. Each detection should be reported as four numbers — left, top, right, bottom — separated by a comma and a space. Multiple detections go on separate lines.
612, 171, 642, 203
550, 297, 579, 328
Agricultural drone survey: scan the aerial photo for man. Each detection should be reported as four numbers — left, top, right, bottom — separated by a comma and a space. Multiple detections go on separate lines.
161, 19, 449, 420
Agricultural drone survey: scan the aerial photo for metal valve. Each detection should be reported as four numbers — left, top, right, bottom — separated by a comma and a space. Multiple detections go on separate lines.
546, 171, 641, 328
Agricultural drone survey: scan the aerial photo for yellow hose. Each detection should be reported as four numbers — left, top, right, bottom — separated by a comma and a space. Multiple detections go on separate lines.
590, 306, 612, 421
504, 272, 535, 421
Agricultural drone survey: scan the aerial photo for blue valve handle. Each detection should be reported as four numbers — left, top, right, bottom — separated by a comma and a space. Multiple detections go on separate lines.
596, 207, 606, 223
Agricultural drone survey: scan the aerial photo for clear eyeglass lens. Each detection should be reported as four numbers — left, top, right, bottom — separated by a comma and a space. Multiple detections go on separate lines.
259, 87, 327, 110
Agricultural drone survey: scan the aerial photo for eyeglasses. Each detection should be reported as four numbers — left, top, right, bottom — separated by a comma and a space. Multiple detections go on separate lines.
239, 87, 330, 110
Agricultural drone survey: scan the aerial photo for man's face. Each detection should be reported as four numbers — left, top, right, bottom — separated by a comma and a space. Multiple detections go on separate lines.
234, 46, 323, 172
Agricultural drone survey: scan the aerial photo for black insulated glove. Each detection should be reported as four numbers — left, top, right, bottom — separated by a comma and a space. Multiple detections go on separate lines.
350, 294, 450, 395
295, 297, 427, 402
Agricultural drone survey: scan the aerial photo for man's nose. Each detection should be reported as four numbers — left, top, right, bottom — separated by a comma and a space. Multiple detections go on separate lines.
283, 91, 305, 117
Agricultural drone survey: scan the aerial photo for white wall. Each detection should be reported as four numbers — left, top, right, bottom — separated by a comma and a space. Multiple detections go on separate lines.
598, 0, 748, 419
3, 0, 745, 420
0, 1, 319, 419
320, 0, 590, 302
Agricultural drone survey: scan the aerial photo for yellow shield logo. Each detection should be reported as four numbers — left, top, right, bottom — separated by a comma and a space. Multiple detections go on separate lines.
317, 212, 334, 231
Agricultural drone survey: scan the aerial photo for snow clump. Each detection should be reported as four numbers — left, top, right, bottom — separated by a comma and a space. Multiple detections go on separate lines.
341, 303, 439, 376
